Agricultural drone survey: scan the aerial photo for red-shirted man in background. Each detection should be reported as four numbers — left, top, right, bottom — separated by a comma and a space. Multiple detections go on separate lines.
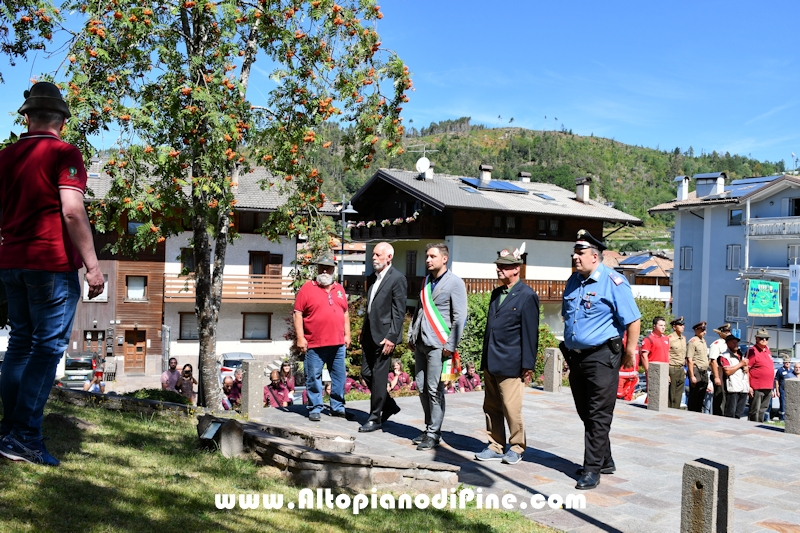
0, 82, 105, 466
641, 316, 669, 373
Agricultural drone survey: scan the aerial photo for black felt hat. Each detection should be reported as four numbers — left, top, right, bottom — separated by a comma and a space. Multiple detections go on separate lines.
18, 82, 71, 118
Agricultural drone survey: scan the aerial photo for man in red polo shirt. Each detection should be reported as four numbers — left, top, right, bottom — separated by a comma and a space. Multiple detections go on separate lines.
294, 254, 352, 422
641, 316, 669, 374
0, 83, 105, 467
746, 328, 774, 422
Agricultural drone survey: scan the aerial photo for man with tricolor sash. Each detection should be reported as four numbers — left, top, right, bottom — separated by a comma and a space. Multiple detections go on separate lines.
407, 243, 468, 451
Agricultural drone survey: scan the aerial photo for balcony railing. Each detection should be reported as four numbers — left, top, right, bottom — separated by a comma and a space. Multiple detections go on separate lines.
462, 278, 567, 302
747, 216, 800, 239
164, 274, 294, 303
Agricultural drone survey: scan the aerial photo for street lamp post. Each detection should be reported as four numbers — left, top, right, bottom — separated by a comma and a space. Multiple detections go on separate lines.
340, 195, 358, 284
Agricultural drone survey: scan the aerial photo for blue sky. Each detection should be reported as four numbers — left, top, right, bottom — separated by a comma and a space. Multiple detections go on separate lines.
374, 0, 800, 166
1, 1, 798, 166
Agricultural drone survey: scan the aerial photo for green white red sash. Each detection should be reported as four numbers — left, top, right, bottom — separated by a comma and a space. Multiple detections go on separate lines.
420, 275, 462, 381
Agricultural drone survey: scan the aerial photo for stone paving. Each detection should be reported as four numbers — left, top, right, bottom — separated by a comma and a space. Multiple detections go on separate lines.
254, 388, 800, 533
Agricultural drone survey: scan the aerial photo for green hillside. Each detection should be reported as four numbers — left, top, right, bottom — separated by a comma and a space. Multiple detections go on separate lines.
313, 118, 784, 249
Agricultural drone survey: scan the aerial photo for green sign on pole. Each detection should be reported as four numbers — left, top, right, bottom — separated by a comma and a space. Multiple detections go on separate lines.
747, 279, 782, 317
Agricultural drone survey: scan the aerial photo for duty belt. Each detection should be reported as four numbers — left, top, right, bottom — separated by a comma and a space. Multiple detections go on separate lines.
571, 337, 619, 355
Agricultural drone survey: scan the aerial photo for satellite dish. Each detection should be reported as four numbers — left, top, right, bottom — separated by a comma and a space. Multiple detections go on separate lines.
415, 157, 431, 173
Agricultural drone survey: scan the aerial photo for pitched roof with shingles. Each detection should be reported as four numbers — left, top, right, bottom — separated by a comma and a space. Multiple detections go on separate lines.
355, 168, 641, 224
84, 160, 336, 213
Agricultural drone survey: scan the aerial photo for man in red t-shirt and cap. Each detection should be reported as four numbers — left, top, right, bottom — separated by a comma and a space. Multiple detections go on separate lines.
746, 328, 773, 422
294, 253, 352, 422
0, 82, 105, 467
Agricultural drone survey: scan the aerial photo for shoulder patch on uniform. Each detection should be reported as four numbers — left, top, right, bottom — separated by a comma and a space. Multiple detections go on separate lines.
609, 273, 624, 286
68, 166, 78, 178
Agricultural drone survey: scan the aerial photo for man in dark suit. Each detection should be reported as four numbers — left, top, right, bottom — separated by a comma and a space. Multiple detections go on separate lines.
475, 247, 539, 465
358, 242, 408, 433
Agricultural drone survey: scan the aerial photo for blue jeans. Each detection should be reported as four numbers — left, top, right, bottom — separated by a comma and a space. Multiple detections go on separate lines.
304, 345, 346, 414
0, 270, 80, 441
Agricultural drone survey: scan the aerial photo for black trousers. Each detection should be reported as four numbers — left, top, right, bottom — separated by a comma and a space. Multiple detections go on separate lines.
687, 366, 708, 413
712, 383, 725, 416
724, 391, 748, 419
567, 345, 619, 474
361, 325, 398, 425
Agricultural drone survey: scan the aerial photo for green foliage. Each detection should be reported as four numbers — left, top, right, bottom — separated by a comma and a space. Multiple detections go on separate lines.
535, 319, 559, 379
458, 292, 491, 368
126, 388, 192, 405
635, 296, 673, 335
344, 390, 371, 402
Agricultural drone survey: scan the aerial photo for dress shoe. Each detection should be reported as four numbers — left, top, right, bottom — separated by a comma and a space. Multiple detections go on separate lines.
575, 471, 601, 490
358, 421, 382, 433
381, 404, 401, 423
330, 410, 355, 420
576, 458, 616, 476
416, 435, 439, 451
411, 432, 426, 445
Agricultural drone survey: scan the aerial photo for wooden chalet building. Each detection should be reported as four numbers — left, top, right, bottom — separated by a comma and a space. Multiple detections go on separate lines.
74, 162, 335, 377
349, 164, 641, 335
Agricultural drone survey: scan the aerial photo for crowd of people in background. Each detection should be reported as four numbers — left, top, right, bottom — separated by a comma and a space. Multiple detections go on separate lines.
633, 318, 795, 423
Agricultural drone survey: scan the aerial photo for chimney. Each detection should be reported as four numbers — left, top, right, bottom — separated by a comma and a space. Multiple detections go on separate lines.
575, 176, 592, 203
518, 171, 531, 183
693, 172, 727, 198
674, 175, 689, 201
479, 164, 493, 185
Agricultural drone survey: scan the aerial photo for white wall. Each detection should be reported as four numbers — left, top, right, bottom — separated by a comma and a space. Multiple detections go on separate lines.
165, 232, 296, 276
164, 302, 294, 360
447, 235, 573, 280
631, 284, 671, 302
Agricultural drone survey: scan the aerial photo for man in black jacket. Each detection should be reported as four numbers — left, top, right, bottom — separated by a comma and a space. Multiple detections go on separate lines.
475, 247, 539, 465
358, 242, 408, 433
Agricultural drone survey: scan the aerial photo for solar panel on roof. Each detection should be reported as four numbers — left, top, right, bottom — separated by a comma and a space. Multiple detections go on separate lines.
619, 256, 649, 265
460, 178, 528, 194
637, 265, 657, 275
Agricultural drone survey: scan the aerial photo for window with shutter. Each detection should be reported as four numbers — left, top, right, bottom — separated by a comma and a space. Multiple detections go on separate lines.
680, 247, 693, 270
726, 245, 741, 270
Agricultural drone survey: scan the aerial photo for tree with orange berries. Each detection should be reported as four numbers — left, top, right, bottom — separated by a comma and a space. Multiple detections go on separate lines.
50, 0, 410, 408
0, 1, 60, 82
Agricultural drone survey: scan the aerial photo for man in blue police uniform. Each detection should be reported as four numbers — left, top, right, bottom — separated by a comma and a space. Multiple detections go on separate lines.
561, 229, 641, 490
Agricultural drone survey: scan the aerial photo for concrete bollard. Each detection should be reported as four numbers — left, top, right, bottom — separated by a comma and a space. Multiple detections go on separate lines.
648, 361, 669, 411
543, 348, 562, 392
680, 459, 734, 533
240, 360, 265, 418
786, 378, 800, 435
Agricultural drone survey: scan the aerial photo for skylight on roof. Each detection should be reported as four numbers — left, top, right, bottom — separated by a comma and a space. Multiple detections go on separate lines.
460, 186, 481, 195
534, 193, 555, 201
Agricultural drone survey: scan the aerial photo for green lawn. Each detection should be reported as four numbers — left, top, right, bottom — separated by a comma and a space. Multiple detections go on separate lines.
0, 397, 559, 533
